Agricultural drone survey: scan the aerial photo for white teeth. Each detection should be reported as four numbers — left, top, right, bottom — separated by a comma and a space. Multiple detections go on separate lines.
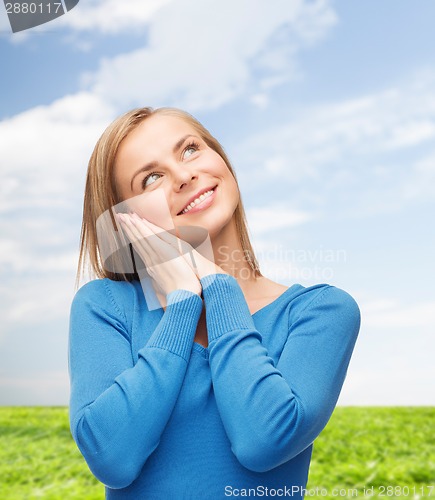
181, 189, 214, 214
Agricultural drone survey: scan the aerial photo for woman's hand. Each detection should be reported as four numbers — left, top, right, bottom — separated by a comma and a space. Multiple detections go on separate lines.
117, 212, 203, 297
137, 217, 228, 280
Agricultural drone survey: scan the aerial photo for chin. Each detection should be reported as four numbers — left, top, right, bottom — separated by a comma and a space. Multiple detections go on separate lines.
175, 211, 233, 241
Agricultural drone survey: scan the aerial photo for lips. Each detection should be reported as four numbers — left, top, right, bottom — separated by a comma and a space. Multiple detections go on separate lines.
177, 185, 217, 215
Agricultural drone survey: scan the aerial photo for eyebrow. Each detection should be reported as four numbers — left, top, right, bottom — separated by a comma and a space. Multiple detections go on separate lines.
130, 134, 198, 190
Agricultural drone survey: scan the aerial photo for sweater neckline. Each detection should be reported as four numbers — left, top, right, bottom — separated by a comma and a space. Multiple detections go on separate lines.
250, 283, 299, 317
192, 283, 301, 357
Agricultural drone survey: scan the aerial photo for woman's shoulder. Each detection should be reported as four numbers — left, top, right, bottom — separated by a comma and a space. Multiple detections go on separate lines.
74, 277, 139, 299
72, 277, 142, 318
258, 277, 359, 320
285, 281, 361, 329
298, 281, 359, 308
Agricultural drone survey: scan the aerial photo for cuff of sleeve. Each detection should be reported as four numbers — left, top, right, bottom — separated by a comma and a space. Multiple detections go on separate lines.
200, 274, 255, 343
147, 290, 203, 361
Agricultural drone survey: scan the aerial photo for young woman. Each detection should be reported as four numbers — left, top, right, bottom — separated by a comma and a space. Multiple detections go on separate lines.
69, 107, 361, 499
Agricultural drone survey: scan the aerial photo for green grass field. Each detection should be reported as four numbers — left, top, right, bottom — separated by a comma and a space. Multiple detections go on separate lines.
0, 407, 433, 499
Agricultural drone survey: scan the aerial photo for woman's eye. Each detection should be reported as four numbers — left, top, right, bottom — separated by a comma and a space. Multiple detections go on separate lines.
182, 143, 199, 160
142, 173, 161, 188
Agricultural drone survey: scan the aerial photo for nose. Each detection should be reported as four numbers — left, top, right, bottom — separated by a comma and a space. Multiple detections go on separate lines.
173, 169, 198, 192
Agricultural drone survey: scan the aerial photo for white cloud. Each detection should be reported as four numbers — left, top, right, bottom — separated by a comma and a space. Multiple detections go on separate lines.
384, 120, 435, 150
234, 70, 435, 214
0, 92, 113, 175
415, 154, 435, 174
57, 0, 174, 34
0, 271, 76, 338
338, 293, 435, 405
0, 92, 114, 339
341, 367, 435, 406
0, 91, 115, 248
244, 206, 319, 284
1, 0, 174, 38
250, 94, 270, 109
362, 299, 435, 329
398, 151, 435, 202
85, 0, 336, 111
0, 237, 77, 274
0, 371, 70, 405
246, 224, 348, 287
247, 206, 313, 234
239, 74, 435, 174
361, 298, 398, 314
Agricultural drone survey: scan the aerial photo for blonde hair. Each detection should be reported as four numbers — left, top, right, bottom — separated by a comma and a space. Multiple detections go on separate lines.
77, 107, 262, 284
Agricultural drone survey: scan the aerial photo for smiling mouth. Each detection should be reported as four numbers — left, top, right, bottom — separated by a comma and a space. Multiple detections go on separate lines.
177, 186, 217, 215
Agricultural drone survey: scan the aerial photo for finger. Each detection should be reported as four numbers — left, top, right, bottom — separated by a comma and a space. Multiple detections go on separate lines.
128, 213, 154, 236
117, 213, 145, 242
117, 213, 153, 263
134, 214, 189, 255
128, 214, 173, 261
133, 214, 177, 243
128, 214, 188, 268
132, 214, 164, 233
143, 218, 196, 258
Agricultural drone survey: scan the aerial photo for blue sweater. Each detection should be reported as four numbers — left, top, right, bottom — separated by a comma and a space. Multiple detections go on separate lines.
69, 273, 360, 499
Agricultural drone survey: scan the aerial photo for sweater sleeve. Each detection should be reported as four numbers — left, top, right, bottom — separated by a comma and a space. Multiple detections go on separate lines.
68, 279, 202, 489
200, 274, 361, 473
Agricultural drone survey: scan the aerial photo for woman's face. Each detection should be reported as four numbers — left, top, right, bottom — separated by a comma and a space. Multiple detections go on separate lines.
113, 114, 239, 240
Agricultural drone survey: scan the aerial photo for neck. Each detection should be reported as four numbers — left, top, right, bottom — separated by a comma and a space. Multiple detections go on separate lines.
210, 218, 258, 288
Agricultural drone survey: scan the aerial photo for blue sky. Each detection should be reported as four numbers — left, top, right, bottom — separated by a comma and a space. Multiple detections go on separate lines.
0, 0, 434, 405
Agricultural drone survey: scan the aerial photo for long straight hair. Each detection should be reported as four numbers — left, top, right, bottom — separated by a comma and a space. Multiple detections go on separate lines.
76, 107, 262, 284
